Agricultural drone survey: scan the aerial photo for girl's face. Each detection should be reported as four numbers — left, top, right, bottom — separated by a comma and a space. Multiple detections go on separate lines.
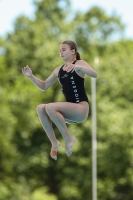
60, 44, 75, 62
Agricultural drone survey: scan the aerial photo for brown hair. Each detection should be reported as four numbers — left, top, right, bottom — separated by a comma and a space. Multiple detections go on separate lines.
61, 40, 81, 60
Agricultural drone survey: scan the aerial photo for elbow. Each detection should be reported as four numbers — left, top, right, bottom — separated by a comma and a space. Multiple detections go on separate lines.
42, 82, 47, 91
41, 88, 46, 91
92, 72, 98, 78
42, 86, 47, 91
42, 85, 49, 91
95, 72, 98, 78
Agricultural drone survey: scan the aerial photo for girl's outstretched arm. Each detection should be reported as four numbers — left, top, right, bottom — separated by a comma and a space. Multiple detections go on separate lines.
22, 65, 60, 90
64, 60, 98, 78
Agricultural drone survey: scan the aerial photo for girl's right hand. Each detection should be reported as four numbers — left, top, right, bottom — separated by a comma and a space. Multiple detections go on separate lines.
22, 65, 32, 77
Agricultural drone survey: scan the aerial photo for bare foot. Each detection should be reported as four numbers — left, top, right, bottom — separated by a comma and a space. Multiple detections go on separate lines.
65, 137, 76, 157
50, 140, 61, 160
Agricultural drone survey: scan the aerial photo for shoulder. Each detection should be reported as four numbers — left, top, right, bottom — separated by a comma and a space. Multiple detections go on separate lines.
76, 59, 89, 66
74, 60, 89, 78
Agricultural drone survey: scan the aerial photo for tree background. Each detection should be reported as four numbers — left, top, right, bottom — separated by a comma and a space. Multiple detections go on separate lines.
0, 0, 133, 199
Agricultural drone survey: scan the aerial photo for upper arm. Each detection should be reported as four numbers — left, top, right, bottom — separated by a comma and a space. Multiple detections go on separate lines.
75, 60, 98, 78
44, 67, 60, 90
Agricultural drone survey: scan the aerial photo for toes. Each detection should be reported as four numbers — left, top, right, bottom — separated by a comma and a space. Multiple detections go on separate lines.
52, 156, 57, 160
50, 150, 57, 160
65, 137, 76, 157
66, 151, 72, 157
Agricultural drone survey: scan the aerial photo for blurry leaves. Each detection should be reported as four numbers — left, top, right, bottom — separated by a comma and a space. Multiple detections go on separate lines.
0, 0, 133, 200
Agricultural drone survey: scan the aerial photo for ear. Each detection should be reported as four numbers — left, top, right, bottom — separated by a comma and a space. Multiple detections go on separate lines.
71, 49, 75, 55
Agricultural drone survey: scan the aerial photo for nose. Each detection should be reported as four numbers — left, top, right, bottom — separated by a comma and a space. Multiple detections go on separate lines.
60, 52, 63, 56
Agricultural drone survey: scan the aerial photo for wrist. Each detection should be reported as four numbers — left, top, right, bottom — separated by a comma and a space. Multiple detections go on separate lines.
28, 74, 33, 78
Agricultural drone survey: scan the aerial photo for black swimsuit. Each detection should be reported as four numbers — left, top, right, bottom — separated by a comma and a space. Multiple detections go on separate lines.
58, 60, 89, 104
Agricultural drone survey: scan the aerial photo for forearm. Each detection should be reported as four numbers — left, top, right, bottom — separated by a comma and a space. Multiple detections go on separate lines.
82, 66, 97, 78
76, 65, 98, 78
28, 74, 45, 90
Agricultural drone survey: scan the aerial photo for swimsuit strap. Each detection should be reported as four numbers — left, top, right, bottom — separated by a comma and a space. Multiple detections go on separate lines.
72, 60, 77, 64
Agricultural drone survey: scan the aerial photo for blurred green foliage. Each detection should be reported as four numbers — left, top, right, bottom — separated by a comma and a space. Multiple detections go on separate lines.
0, 0, 133, 199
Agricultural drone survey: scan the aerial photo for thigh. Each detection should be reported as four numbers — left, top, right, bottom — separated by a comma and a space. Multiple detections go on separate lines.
46, 102, 89, 123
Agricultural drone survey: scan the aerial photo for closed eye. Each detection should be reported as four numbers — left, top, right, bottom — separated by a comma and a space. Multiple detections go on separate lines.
60, 48, 66, 52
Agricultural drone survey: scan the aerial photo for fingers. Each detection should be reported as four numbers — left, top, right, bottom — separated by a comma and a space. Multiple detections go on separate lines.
22, 65, 30, 71
22, 65, 32, 76
23, 65, 29, 70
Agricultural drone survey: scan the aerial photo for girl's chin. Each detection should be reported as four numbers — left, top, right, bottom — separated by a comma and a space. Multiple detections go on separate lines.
61, 58, 67, 61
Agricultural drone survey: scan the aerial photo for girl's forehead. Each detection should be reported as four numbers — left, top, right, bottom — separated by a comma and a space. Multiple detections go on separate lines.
60, 44, 70, 49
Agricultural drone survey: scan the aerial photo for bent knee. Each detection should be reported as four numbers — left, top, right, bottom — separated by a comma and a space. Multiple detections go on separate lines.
36, 104, 46, 113
45, 103, 53, 115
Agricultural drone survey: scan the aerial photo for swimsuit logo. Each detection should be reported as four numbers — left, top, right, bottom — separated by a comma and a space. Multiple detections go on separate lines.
70, 76, 80, 103
61, 74, 68, 78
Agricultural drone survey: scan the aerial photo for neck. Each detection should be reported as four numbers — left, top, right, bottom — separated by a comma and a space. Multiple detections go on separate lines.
65, 58, 76, 63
